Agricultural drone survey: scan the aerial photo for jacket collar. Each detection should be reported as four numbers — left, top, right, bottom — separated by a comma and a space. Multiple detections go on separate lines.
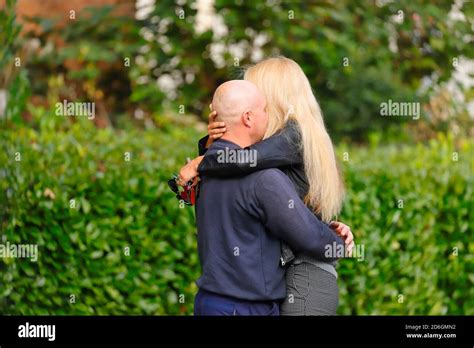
208, 138, 243, 151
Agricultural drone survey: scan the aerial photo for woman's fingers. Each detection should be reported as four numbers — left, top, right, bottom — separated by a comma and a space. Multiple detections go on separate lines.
331, 222, 353, 237
335, 225, 349, 238
346, 241, 355, 257
209, 128, 226, 135
344, 230, 354, 246
333, 225, 354, 245
208, 122, 226, 131
330, 221, 355, 254
208, 128, 226, 139
330, 221, 346, 233
208, 110, 218, 123
208, 120, 226, 139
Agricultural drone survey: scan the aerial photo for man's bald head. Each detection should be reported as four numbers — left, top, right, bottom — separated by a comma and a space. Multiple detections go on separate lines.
210, 80, 268, 146
212, 80, 266, 124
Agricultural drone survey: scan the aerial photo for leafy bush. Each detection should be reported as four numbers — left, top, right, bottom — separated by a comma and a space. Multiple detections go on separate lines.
337, 134, 473, 315
0, 114, 202, 315
1, 115, 472, 315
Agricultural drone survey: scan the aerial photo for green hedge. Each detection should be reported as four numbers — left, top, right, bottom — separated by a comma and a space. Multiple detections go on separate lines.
337, 134, 473, 315
1, 114, 202, 315
1, 116, 472, 315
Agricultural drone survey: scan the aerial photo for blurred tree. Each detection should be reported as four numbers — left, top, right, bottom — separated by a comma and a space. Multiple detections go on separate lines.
133, 0, 473, 140
130, 0, 224, 116
0, 0, 30, 124
24, 5, 141, 127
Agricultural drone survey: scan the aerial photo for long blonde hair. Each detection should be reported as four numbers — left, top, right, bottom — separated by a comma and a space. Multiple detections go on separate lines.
244, 56, 345, 222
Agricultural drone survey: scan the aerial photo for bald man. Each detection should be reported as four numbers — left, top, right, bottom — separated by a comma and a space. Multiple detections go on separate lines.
210, 80, 269, 148
193, 80, 343, 315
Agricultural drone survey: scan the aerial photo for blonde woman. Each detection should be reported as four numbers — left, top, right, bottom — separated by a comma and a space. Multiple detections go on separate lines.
179, 56, 354, 315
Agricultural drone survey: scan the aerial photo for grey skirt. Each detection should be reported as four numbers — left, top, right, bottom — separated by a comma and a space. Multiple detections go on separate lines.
280, 262, 339, 316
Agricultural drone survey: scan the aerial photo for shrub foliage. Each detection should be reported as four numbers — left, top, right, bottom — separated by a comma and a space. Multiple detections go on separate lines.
1, 117, 472, 315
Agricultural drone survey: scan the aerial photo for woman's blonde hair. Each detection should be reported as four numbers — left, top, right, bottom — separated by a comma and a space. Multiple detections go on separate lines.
244, 56, 345, 222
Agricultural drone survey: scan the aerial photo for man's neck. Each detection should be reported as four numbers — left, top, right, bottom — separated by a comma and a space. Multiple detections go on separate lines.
220, 131, 253, 148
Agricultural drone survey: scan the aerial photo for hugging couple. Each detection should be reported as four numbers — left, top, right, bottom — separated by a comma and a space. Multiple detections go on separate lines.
175, 56, 355, 316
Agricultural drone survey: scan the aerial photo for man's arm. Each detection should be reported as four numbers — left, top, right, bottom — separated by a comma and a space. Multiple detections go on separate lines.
253, 169, 344, 262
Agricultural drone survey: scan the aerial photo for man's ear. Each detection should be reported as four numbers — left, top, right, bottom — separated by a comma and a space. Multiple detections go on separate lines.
241, 111, 253, 128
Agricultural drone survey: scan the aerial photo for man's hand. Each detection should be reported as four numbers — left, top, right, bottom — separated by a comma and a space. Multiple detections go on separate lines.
177, 156, 203, 187
329, 221, 355, 256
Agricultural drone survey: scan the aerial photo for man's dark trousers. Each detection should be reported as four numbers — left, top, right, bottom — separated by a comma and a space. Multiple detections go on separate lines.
194, 288, 280, 316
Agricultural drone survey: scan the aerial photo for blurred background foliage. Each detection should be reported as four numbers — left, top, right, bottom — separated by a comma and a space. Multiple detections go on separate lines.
0, 0, 473, 315
145, 0, 474, 141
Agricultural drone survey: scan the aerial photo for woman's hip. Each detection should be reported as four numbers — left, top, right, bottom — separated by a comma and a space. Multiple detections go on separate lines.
280, 262, 339, 316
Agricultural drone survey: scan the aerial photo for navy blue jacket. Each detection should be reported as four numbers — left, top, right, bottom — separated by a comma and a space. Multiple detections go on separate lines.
197, 121, 310, 264
195, 139, 343, 301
